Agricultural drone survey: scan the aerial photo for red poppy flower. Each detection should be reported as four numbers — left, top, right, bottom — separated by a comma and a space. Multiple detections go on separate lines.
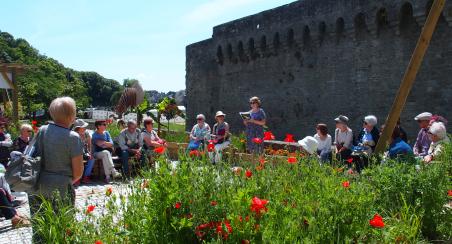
369, 213, 385, 228
189, 150, 200, 158
31, 120, 37, 125
174, 202, 182, 209
346, 158, 353, 164
347, 169, 354, 175
207, 142, 215, 152
448, 190, 452, 197
252, 138, 263, 144
224, 220, 233, 233
342, 181, 350, 188
263, 131, 275, 141
95, 241, 103, 244
250, 196, 269, 215
86, 205, 95, 214
154, 147, 166, 154
210, 201, 217, 206
284, 134, 295, 143
287, 157, 297, 164
105, 187, 112, 196
259, 157, 266, 165
245, 169, 252, 178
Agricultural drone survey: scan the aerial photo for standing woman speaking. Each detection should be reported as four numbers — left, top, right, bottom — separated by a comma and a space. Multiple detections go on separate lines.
36, 97, 84, 203
244, 96, 266, 154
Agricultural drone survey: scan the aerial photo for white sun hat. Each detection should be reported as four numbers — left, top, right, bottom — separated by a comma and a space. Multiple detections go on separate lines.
298, 136, 319, 155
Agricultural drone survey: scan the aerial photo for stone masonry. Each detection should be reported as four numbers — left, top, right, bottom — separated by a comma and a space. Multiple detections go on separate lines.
186, 0, 452, 141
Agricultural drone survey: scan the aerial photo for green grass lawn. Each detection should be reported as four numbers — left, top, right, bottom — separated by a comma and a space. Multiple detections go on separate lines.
154, 122, 186, 132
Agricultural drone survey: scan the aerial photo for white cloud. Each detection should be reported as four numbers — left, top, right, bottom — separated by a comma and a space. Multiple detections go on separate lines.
182, 0, 265, 24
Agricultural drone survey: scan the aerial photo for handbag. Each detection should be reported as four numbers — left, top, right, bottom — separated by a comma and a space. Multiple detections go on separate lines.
5, 126, 46, 193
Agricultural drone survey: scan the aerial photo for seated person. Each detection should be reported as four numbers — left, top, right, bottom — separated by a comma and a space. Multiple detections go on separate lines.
333, 115, 353, 162
92, 120, 122, 183
0, 122, 13, 167
141, 118, 166, 163
187, 114, 211, 151
13, 124, 32, 153
118, 120, 143, 176
209, 111, 230, 164
0, 165, 30, 227
352, 115, 380, 173
314, 124, 332, 163
10, 124, 33, 161
387, 127, 414, 160
298, 136, 319, 157
73, 119, 95, 185
413, 112, 432, 157
354, 115, 380, 155
424, 122, 450, 163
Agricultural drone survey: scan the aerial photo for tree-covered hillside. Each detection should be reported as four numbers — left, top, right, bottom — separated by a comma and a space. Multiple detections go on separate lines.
0, 30, 124, 117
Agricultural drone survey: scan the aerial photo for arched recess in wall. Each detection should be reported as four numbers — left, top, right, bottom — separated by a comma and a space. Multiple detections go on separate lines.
260, 35, 267, 51
216, 45, 224, 65
248, 38, 257, 60
425, 0, 433, 16
354, 13, 367, 39
302, 25, 311, 49
273, 32, 281, 51
227, 43, 236, 64
399, 2, 417, 35
336, 17, 345, 43
376, 8, 389, 36
237, 41, 246, 62
287, 29, 295, 47
318, 21, 326, 45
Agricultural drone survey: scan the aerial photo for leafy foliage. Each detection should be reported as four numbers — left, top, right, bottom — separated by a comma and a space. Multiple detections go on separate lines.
32, 144, 452, 243
0, 31, 123, 116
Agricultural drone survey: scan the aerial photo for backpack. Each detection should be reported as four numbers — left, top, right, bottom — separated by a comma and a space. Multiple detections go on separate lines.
5, 126, 46, 193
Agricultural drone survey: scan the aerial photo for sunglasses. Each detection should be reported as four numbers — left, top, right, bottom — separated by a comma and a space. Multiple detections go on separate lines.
197, 118, 204, 121
250, 102, 257, 104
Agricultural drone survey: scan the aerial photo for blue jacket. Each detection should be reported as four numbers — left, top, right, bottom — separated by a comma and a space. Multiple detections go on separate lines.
388, 137, 413, 159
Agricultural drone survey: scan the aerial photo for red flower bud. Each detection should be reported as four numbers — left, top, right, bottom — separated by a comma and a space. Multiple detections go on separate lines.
342, 181, 350, 188
174, 202, 182, 209
369, 213, 385, 228
245, 169, 252, 178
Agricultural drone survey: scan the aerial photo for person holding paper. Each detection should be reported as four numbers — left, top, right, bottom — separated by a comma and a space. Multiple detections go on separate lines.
243, 96, 266, 154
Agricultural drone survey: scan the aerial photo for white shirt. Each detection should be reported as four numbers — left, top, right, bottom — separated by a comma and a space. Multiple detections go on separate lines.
314, 134, 332, 152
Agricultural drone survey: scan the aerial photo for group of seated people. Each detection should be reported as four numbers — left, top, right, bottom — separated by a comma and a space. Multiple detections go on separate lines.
185, 108, 449, 172
72, 118, 167, 185
305, 112, 449, 171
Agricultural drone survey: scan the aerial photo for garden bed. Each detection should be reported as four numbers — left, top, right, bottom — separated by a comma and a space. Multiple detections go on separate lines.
32, 144, 452, 243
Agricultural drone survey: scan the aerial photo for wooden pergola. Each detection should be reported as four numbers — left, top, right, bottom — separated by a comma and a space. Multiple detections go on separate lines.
0, 63, 27, 125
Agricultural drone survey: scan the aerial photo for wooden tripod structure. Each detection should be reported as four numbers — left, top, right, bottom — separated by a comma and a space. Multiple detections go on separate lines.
375, 0, 446, 154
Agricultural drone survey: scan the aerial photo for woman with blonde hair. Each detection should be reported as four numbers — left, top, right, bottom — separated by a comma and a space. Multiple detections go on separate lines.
35, 97, 84, 202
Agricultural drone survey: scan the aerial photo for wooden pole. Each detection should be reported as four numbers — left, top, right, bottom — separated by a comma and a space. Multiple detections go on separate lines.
11, 69, 19, 126
374, 0, 446, 154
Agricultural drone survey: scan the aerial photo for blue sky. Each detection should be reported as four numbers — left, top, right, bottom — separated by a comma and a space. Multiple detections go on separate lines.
2, 0, 294, 92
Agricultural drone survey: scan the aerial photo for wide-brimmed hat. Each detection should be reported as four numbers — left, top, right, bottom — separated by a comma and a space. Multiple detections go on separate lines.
334, 115, 349, 124
73, 119, 88, 129
414, 112, 432, 121
215, 111, 226, 117
298, 136, 319, 155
